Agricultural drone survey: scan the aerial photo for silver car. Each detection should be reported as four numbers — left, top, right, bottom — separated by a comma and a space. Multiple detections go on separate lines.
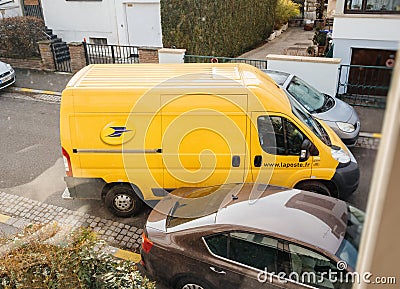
0, 61, 16, 90
263, 69, 360, 146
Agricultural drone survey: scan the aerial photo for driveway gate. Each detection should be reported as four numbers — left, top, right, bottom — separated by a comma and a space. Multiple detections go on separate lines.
336, 64, 394, 108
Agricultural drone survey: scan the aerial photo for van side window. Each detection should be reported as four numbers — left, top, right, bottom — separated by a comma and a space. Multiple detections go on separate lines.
257, 116, 306, 156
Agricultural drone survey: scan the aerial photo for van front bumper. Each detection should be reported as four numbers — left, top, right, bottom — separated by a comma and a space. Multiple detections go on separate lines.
64, 177, 106, 200
332, 161, 360, 199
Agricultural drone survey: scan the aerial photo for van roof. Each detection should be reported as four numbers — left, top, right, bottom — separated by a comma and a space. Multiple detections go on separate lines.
65, 63, 291, 113
67, 63, 279, 89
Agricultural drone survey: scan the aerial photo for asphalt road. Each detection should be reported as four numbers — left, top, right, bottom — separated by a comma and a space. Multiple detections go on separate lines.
0, 92, 375, 229
0, 92, 150, 229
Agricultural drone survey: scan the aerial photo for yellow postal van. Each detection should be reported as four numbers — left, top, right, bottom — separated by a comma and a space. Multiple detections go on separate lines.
60, 63, 359, 217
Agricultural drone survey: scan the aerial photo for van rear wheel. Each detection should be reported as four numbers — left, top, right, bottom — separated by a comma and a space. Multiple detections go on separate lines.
104, 184, 143, 217
295, 181, 331, 196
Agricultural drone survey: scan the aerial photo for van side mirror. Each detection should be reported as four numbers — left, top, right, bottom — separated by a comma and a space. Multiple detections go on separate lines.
299, 139, 319, 162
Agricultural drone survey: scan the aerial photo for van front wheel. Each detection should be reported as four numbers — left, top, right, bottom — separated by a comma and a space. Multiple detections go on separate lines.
295, 181, 331, 196
104, 184, 143, 217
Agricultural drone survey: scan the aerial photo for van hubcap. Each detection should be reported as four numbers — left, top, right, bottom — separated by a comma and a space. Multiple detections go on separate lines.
114, 194, 133, 211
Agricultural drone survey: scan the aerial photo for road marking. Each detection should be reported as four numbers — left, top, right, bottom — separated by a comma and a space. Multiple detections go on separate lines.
7, 87, 62, 96
0, 214, 10, 223
16, 144, 41, 154
360, 132, 382, 139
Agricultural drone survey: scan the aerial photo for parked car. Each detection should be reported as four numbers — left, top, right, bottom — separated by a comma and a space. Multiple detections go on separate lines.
262, 70, 360, 146
141, 183, 364, 289
0, 61, 15, 90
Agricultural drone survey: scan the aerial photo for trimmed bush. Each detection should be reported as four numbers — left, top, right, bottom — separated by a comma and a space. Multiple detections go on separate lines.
274, 0, 301, 28
0, 226, 155, 289
0, 16, 45, 58
161, 0, 277, 57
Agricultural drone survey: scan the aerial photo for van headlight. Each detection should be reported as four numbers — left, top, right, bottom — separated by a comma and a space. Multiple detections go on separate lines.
336, 122, 355, 133
331, 146, 350, 166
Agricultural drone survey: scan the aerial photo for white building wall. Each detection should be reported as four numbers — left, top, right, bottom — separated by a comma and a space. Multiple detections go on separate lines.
41, 0, 162, 47
332, 0, 400, 63
41, 0, 117, 43
0, 0, 23, 18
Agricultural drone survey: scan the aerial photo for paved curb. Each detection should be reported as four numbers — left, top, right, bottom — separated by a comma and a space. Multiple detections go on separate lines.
0, 192, 142, 261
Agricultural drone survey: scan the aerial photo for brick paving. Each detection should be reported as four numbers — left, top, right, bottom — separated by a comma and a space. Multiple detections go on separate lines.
355, 136, 380, 150
0, 191, 142, 252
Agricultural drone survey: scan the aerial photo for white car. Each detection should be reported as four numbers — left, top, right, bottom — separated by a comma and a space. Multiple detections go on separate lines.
0, 61, 16, 90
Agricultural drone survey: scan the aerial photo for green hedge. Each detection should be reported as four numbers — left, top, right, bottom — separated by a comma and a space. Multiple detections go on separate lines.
161, 0, 277, 57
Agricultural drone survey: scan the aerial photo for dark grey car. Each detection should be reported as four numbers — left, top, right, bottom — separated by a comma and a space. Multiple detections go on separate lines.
262, 70, 360, 146
141, 183, 364, 289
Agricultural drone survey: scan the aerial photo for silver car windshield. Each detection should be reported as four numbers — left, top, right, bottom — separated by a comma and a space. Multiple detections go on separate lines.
287, 76, 326, 113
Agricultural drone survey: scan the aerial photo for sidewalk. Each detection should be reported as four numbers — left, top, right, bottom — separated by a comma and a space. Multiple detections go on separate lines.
14, 68, 73, 93
240, 26, 314, 59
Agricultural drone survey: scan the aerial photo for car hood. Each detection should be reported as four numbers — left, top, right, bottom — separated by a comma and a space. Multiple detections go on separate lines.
314, 98, 354, 123
0, 61, 11, 74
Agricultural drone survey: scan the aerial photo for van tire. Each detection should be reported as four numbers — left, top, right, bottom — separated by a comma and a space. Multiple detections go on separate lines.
295, 181, 331, 196
104, 184, 143, 217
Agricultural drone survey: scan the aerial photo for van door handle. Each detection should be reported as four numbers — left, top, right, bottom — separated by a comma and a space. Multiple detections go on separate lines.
254, 155, 262, 167
210, 266, 226, 275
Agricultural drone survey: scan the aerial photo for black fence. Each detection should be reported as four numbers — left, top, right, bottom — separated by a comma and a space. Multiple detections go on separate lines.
51, 41, 72, 73
185, 55, 268, 70
83, 42, 140, 65
336, 64, 394, 108
24, 4, 44, 19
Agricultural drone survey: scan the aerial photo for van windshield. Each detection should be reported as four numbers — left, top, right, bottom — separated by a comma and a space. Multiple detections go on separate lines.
291, 101, 331, 146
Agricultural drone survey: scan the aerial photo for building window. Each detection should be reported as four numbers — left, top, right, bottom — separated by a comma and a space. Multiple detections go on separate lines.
345, 0, 400, 13
89, 37, 107, 45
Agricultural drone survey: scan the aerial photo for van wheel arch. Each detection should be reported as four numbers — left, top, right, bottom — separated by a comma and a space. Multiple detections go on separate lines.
102, 183, 144, 217
294, 180, 338, 197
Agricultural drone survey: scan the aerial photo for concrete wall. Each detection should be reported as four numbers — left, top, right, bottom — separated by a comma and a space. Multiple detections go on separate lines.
266, 54, 342, 97
41, 0, 162, 47
158, 48, 186, 64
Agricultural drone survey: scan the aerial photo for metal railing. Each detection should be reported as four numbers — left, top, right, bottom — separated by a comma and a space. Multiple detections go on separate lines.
336, 64, 394, 108
23, 4, 44, 19
184, 55, 268, 70
83, 42, 139, 65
